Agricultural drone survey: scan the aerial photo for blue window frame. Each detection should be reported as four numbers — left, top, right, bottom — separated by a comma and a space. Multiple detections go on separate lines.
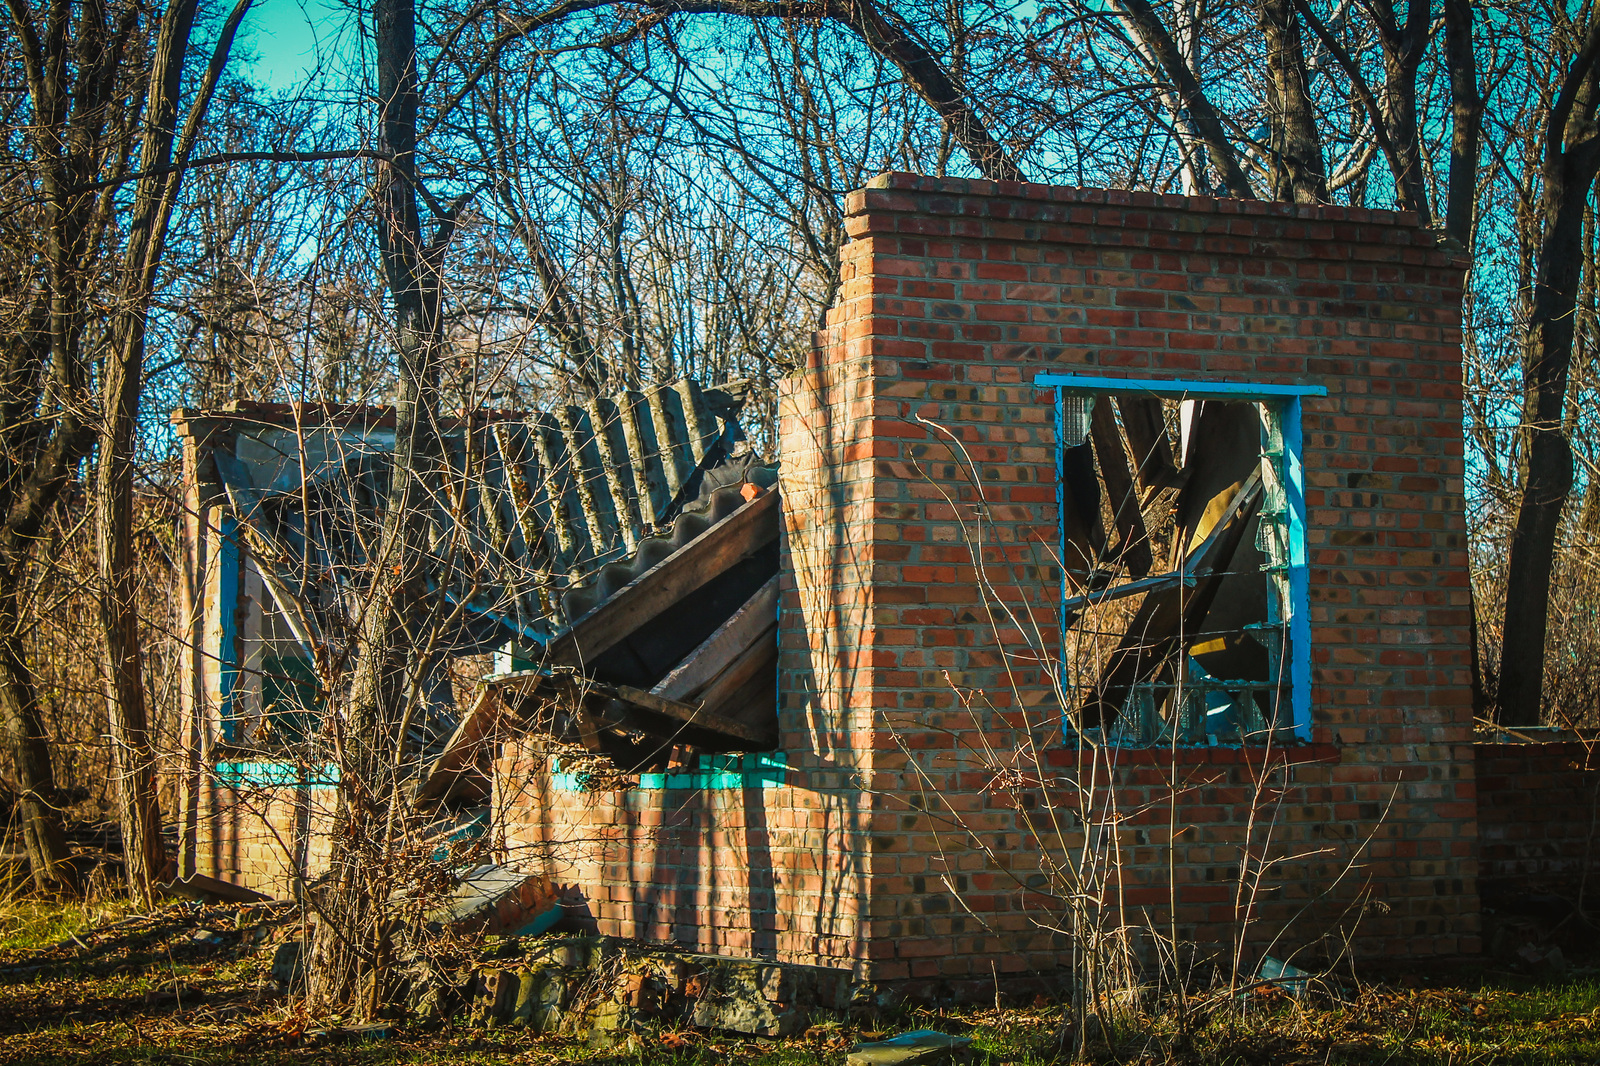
218, 514, 242, 743
1034, 372, 1325, 745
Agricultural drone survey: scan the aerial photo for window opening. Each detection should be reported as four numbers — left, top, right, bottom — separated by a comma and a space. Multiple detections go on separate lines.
1035, 373, 1323, 746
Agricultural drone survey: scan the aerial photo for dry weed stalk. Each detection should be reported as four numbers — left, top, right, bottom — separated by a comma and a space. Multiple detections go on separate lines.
874, 411, 1390, 1057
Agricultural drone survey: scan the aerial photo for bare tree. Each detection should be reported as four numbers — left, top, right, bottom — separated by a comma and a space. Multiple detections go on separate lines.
1497, 14, 1600, 724
309, 0, 453, 1012
0, 0, 152, 893
95, 0, 256, 907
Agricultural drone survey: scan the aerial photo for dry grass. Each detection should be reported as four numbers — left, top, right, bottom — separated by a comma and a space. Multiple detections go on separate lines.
1, 900, 1598, 1065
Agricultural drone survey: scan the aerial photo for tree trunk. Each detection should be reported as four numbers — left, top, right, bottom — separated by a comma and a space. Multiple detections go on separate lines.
351, 0, 442, 792
1260, 0, 1327, 203
1111, 0, 1255, 198
1372, 0, 1432, 224
0, 574, 76, 894
658, 0, 1027, 182
95, 0, 252, 906
1442, 0, 1483, 244
97, 329, 168, 906
1498, 53, 1600, 724
310, 0, 443, 1015
821, 0, 1024, 182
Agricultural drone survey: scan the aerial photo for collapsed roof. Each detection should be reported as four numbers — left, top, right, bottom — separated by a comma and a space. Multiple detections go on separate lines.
174, 377, 780, 792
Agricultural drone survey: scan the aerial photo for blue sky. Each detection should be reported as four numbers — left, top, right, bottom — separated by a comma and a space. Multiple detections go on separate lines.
240, 0, 350, 90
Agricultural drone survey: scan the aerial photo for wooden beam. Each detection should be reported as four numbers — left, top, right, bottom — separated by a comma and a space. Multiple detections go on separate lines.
1059, 440, 1105, 589
543, 487, 779, 669
487, 667, 774, 748
415, 686, 502, 808
693, 627, 775, 719
1078, 473, 1264, 728
1091, 399, 1152, 578
608, 682, 772, 747
1061, 569, 1196, 618
652, 576, 778, 701
1115, 394, 1178, 492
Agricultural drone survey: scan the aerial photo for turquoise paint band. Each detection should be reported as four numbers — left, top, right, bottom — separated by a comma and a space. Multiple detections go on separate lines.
218, 515, 241, 742
1283, 396, 1313, 741
215, 761, 339, 788
551, 752, 787, 791
1034, 372, 1328, 399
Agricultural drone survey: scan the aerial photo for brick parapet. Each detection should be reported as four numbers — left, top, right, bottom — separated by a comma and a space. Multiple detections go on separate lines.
196, 781, 334, 898
492, 745, 871, 973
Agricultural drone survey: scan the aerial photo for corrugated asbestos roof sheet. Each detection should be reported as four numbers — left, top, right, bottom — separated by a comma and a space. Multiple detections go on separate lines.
174, 378, 765, 649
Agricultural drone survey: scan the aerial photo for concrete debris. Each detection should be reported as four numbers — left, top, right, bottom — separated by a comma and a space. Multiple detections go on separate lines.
686, 956, 822, 1037
269, 940, 305, 989
422, 865, 564, 937
846, 1030, 974, 1066
405, 934, 849, 1039
305, 1023, 394, 1045
158, 872, 273, 905
1515, 942, 1568, 976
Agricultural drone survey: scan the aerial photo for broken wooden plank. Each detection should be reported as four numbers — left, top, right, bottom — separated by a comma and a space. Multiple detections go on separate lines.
1061, 569, 1197, 617
652, 576, 778, 701
488, 667, 774, 748
1115, 394, 1178, 492
212, 451, 325, 652
414, 687, 502, 808
1077, 472, 1264, 729
571, 704, 607, 753
607, 683, 772, 747
564, 679, 772, 749
1067, 467, 1262, 621
1059, 439, 1104, 588
542, 487, 779, 669
1090, 398, 1152, 578
691, 626, 777, 724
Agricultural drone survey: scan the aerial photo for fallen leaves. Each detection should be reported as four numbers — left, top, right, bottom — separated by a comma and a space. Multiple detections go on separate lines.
2, 900, 1598, 1066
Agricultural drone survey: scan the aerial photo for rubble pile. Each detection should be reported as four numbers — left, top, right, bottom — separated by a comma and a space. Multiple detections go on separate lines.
402, 934, 852, 1042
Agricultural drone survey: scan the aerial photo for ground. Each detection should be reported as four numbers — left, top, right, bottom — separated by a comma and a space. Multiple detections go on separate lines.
2, 899, 1598, 1065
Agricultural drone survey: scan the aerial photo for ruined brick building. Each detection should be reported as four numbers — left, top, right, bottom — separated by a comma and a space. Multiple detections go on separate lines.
173, 175, 1593, 991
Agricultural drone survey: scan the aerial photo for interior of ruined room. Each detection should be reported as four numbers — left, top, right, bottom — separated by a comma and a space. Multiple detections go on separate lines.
1048, 382, 1309, 747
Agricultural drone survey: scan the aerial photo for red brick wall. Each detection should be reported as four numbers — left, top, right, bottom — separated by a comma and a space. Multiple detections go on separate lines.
492, 748, 870, 971
472, 173, 1481, 988
196, 780, 333, 899
799, 173, 1478, 981
1476, 742, 1600, 899
492, 253, 893, 975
